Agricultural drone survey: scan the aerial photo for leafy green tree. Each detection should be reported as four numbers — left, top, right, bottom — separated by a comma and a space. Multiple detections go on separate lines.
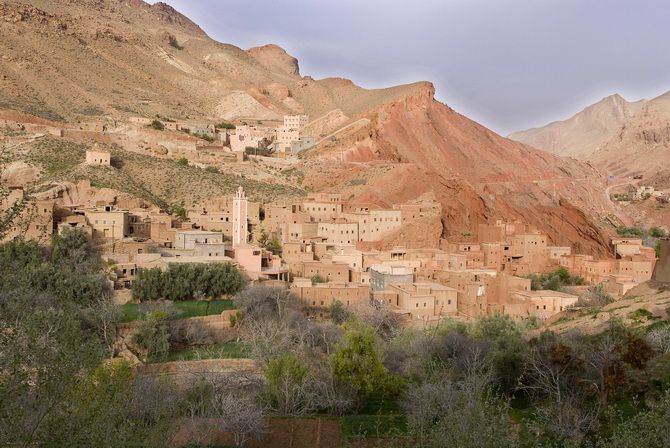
171, 205, 187, 220
331, 322, 389, 394
596, 393, 670, 448
132, 267, 164, 301
329, 300, 350, 325
150, 119, 164, 131
132, 310, 170, 358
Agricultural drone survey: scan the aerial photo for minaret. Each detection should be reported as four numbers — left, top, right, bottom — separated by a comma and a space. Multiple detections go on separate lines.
232, 186, 248, 247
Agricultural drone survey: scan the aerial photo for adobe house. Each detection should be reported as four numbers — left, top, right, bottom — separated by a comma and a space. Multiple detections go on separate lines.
85, 145, 111, 166
291, 278, 369, 311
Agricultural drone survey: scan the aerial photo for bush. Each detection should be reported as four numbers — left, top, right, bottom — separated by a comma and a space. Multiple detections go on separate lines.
215, 121, 235, 130
616, 226, 644, 238
191, 132, 214, 143
329, 300, 350, 325
132, 310, 170, 357
650, 227, 667, 238
311, 274, 328, 284
528, 267, 583, 291
204, 165, 219, 173
150, 120, 164, 131
177, 157, 189, 166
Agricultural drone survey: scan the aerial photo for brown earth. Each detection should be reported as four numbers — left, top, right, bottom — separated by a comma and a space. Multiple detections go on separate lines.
543, 281, 670, 335
171, 417, 341, 448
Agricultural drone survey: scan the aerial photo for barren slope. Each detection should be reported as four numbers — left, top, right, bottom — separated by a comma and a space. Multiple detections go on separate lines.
590, 92, 670, 177
509, 94, 645, 158
302, 84, 616, 256
0, 0, 435, 124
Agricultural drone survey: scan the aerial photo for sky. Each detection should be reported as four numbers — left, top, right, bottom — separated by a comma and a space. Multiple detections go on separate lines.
151, 0, 670, 135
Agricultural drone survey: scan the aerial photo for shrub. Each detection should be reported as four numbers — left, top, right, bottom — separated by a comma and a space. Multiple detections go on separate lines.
177, 157, 189, 166
650, 227, 667, 238
331, 322, 389, 394
616, 226, 644, 238
329, 300, 350, 325
311, 274, 328, 284
150, 120, 164, 131
170, 206, 187, 220
191, 132, 214, 143
204, 165, 219, 173
215, 121, 235, 130
132, 310, 170, 357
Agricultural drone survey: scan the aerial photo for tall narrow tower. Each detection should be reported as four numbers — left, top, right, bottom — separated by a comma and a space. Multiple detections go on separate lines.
233, 186, 248, 247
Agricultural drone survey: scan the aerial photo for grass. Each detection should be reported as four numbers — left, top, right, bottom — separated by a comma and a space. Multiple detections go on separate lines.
341, 414, 407, 438
147, 342, 250, 363
119, 300, 236, 322
341, 391, 407, 438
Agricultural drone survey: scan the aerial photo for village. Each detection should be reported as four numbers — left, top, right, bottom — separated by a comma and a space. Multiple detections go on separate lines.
1, 112, 660, 325
3, 2, 670, 446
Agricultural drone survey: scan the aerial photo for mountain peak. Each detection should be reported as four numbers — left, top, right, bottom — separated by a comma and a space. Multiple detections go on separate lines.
246, 44, 300, 77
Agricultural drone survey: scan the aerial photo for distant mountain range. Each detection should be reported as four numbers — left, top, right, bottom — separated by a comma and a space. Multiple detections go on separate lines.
510, 91, 670, 177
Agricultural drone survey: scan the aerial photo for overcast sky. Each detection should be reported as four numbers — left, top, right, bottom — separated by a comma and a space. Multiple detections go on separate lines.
152, 0, 670, 135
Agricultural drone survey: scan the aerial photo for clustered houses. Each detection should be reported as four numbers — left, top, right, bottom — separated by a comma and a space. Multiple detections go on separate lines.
287, 218, 657, 323
1, 164, 660, 323
272, 115, 315, 157
263, 192, 417, 246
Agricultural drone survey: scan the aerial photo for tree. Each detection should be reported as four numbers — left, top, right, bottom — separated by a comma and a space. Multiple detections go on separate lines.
177, 157, 189, 166
329, 300, 350, 325
331, 322, 389, 395
212, 393, 267, 447
171, 205, 187, 219
150, 120, 164, 131
132, 267, 164, 301
265, 353, 311, 415
131, 310, 170, 359
596, 393, 670, 448
0, 140, 27, 239
401, 379, 516, 448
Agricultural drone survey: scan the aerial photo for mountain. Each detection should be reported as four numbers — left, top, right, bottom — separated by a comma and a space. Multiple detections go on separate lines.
590, 92, 670, 176
509, 94, 645, 159
0, 0, 435, 124
0, 0, 617, 255
510, 89, 670, 178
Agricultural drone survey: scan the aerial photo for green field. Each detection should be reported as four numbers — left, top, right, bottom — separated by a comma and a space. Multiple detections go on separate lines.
119, 300, 236, 322
147, 342, 249, 364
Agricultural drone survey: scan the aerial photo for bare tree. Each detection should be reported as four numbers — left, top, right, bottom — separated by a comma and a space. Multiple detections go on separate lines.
518, 339, 599, 443
352, 302, 400, 340
211, 393, 267, 447
647, 326, 670, 354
